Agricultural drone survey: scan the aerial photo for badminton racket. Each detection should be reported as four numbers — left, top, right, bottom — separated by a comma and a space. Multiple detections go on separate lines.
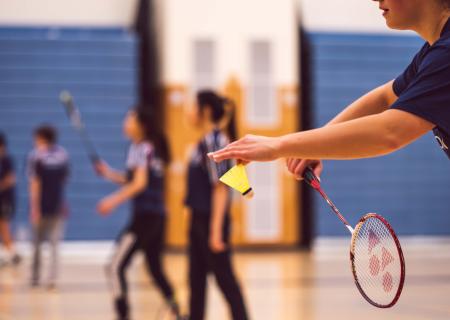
60, 90, 100, 166
304, 167, 405, 308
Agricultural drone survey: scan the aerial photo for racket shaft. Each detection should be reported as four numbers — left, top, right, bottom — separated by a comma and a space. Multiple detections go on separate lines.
304, 167, 354, 233
316, 188, 354, 233
60, 92, 100, 165
79, 129, 99, 164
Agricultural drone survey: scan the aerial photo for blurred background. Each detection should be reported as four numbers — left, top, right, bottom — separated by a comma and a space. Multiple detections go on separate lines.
0, 0, 449, 319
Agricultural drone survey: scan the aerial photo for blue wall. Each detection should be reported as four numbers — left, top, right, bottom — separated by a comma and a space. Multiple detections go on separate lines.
310, 32, 450, 236
0, 27, 137, 240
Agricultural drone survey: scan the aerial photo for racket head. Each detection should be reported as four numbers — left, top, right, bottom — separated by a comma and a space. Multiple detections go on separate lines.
60, 90, 83, 130
350, 213, 405, 308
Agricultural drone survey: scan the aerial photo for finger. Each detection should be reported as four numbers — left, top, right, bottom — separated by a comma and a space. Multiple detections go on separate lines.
294, 160, 309, 180
236, 159, 250, 165
227, 139, 245, 147
313, 162, 323, 181
208, 147, 233, 161
288, 159, 301, 175
286, 158, 293, 169
211, 148, 248, 163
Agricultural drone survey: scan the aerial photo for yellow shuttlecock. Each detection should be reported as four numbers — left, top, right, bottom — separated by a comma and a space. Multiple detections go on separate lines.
219, 164, 254, 199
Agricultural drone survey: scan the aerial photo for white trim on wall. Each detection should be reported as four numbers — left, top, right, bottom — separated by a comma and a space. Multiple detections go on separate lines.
0, 0, 138, 26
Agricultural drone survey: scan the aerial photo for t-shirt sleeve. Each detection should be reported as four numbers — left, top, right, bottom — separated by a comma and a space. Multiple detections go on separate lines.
127, 144, 152, 169
390, 46, 450, 134
204, 133, 230, 184
392, 47, 424, 97
393, 44, 428, 97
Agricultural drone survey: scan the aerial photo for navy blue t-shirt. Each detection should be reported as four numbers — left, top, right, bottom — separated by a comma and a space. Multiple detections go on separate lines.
185, 129, 232, 214
391, 18, 450, 159
27, 145, 69, 215
126, 142, 166, 215
0, 154, 15, 209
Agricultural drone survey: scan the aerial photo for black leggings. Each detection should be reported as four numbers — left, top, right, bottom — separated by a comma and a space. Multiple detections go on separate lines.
189, 212, 248, 320
108, 213, 174, 318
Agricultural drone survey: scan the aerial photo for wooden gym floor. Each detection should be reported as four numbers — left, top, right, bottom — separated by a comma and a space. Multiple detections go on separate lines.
1, 238, 449, 320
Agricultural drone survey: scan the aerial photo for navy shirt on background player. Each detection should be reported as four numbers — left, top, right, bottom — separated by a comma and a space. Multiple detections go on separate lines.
0, 154, 15, 215
126, 142, 166, 215
185, 129, 232, 214
391, 18, 450, 159
27, 145, 69, 215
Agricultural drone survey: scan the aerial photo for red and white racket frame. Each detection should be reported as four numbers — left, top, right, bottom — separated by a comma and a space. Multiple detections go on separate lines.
350, 213, 406, 308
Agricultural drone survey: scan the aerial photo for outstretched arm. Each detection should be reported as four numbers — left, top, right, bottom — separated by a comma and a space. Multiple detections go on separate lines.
327, 80, 397, 126
210, 109, 434, 162
286, 80, 397, 178
95, 161, 127, 185
97, 166, 147, 215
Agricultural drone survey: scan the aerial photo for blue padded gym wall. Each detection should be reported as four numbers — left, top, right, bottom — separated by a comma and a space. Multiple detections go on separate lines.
309, 32, 450, 236
0, 27, 137, 240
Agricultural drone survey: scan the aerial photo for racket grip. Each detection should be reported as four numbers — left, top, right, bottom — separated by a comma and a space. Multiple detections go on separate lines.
304, 167, 321, 189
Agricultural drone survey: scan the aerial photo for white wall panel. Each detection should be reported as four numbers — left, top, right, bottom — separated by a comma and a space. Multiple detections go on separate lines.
0, 0, 138, 26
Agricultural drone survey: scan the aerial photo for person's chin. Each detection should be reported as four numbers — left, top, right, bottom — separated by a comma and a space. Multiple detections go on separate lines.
385, 19, 403, 30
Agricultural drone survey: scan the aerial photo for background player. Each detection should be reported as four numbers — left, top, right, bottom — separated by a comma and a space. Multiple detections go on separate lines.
96, 107, 181, 320
0, 132, 20, 267
185, 90, 249, 320
28, 125, 70, 289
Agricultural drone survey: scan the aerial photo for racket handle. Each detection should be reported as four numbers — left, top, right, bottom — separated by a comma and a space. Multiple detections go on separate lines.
304, 167, 321, 189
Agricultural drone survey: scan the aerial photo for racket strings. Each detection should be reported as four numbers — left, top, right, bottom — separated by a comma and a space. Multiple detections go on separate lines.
351, 216, 403, 307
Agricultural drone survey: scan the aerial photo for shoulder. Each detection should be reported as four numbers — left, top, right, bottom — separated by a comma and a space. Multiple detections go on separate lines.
54, 145, 69, 161
420, 43, 450, 70
128, 142, 154, 166
57, 145, 69, 156
134, 142, 154, 156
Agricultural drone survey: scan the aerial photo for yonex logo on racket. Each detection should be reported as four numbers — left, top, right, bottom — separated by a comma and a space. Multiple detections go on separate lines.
367, 229, 395, 293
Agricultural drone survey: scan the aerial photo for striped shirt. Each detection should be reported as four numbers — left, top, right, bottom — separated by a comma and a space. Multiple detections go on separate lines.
27, 145, 69, 215
126, 141, 165, 215
185, 129, 232, 213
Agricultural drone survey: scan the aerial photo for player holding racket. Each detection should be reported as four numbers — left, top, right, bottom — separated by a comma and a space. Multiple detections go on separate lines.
210, 0, 450, 176
95, 107, 181, 320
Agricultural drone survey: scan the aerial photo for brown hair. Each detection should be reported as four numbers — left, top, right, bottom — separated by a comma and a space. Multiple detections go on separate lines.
34, 125, 57, 144
197, 90, 238, 142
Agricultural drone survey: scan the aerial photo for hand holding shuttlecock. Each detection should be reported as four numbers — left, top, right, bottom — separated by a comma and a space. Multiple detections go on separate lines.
219, 164, 254, 199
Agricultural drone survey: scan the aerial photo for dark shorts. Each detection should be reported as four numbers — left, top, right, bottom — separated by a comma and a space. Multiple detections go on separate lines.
0, 201, 15, 221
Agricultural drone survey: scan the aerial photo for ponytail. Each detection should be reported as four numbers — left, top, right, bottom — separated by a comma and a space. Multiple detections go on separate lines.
197, 90, 238, 141
223, 98, 237, 141
135, 106, 171, 165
